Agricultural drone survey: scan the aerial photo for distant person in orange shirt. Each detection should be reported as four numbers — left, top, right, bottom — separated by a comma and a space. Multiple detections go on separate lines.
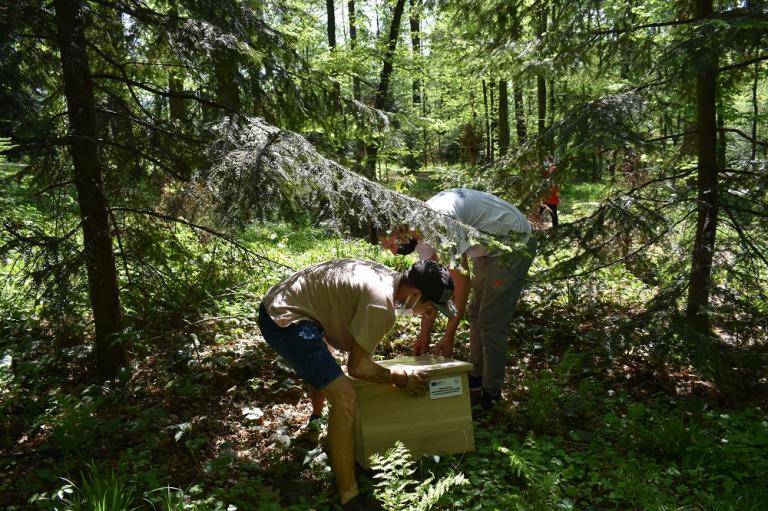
540, 155, 560, 228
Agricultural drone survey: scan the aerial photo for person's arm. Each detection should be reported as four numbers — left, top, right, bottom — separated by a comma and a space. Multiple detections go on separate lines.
347, 338, 427, 396
413, 253, 440, 355
434, 255, 471, 358
413, 252, 443, 355
414, 310, 436, 355
414, 254, 471, 357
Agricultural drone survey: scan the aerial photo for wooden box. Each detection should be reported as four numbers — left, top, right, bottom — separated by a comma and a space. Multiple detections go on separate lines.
351, 355, 475, 468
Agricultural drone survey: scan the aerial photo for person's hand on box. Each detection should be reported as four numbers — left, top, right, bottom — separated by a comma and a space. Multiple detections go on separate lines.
403, 371, 428, 397
434, 334, 454, 358
413, 331, 430, 356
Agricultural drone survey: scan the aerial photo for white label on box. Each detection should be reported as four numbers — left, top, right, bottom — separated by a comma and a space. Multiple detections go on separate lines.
429, 376, 463, 399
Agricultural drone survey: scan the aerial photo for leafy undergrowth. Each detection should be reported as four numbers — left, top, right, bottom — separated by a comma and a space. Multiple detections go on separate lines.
2, 224, 767, 511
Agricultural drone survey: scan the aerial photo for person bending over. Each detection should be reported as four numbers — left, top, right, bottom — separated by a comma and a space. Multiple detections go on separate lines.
379, 188, 536, 410
258, 259, 456, 510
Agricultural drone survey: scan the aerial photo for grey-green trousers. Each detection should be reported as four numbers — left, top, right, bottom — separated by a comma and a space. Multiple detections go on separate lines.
467, 236, 537, 396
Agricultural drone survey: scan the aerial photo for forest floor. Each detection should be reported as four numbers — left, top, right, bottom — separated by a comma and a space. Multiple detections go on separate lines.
3, 295, 767, 511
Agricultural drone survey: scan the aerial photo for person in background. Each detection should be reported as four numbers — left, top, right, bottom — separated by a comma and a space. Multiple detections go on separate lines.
540, 155, 560, 228
379, 188, 536, 410
257, 259, 456, 511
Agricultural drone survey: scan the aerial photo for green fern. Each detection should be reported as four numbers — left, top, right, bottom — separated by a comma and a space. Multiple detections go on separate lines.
497, 445, 533, 485
369, 441, 468, 511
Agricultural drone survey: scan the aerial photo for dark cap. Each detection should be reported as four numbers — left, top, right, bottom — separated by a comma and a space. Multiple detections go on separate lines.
404, 260, 457, 318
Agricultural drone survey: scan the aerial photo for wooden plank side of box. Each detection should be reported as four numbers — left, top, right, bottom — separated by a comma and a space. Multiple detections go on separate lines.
357, 376, 475, 465
353, 356, 475, 468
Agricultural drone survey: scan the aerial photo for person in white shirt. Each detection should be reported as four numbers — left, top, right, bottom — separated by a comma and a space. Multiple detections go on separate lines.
379, 188, 536, 410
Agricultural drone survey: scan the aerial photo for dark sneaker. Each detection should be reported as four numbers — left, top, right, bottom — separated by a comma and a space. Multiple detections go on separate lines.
471, 389, 501, 411
341, 493, 385, 511
468, 374, 482, 391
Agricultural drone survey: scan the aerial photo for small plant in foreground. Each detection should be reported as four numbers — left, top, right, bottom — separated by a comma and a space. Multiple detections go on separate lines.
369, 441, 468, 511
31, 464, 137, 511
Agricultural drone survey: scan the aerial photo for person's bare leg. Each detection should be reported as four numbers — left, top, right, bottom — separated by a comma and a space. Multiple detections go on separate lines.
321, 374, 358, 504
307, 385, 325, 416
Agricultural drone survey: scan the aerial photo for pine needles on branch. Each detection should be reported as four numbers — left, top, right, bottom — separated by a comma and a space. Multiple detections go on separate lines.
186, 115, 522, 266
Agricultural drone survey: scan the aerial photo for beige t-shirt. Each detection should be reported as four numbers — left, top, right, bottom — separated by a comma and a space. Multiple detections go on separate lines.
262, 259, 398, 354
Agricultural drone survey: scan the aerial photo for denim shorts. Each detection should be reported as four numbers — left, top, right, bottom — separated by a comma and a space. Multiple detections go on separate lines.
257, 303, 343, 390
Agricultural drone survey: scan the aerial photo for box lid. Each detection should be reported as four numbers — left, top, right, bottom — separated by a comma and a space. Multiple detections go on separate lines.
351, 355, 472, 386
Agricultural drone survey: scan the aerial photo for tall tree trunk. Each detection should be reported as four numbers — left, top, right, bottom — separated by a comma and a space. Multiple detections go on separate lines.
373, 0, 407, 111
215, 55, 240, 112
751, 61, 759, 170
498, 79, 509, 156
326, 0, 341, 98
619, 9, 636, 81
716, 100, 726, 171
482, 79, 491, 161
536, 8, 547, 137
169, 72, 185, 122
166, 1, 188, 179
168, 70, 190, 179
513, 82, 527, 144
168, 1, 186, 123
536, 78, 546, 138
686, 0, 719, 339
374, 0, 405, 110
326, 0, 336, 48
364, 0, 407, 180
409, 0, 421, 105
348, 0, 365, 169
548, 78, 555, 128
53, 0, 127, 377
348, 0, 361, 101
489, 81, 496, 161
407, 0, 422, 169
96, 5, 140, 184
